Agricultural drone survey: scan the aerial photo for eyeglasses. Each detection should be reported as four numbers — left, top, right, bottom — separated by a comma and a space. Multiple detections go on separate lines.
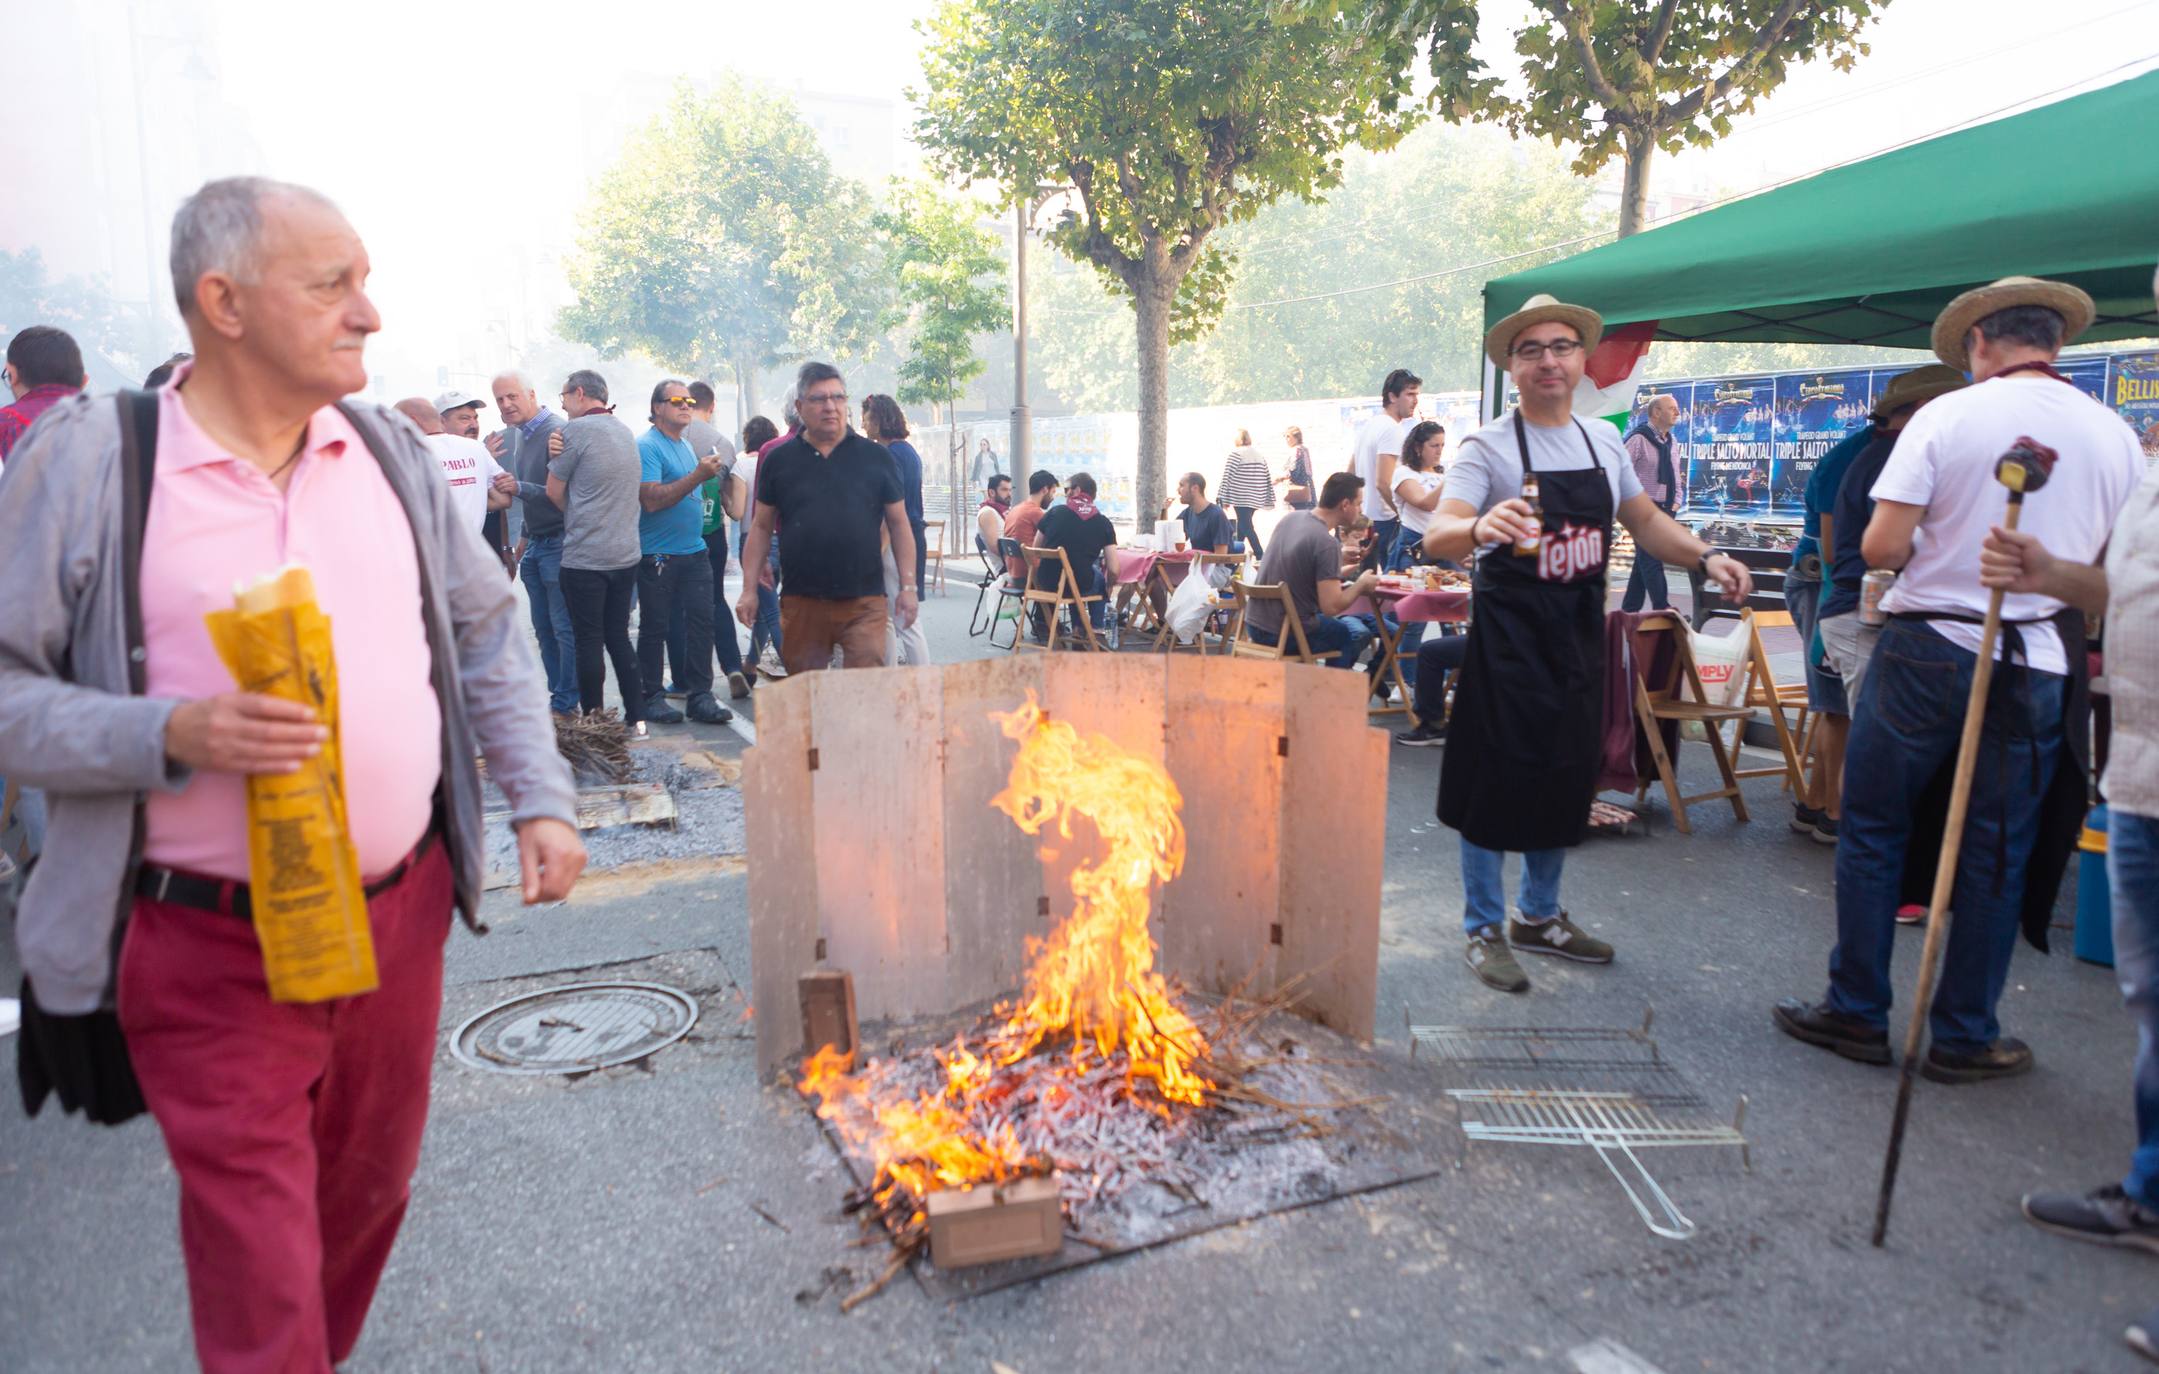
662, 396, 694, 406
1510, 340, 1584, 361
802, 391, 848, 407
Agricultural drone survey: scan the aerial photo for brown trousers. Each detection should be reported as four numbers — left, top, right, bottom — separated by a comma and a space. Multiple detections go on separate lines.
780, 595, 889, 674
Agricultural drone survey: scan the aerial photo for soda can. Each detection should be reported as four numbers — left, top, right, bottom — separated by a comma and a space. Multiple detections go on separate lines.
1860, 568, 1896, 626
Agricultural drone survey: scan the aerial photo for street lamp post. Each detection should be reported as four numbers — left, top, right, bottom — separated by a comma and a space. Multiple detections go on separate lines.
1010, 198, 1030, 484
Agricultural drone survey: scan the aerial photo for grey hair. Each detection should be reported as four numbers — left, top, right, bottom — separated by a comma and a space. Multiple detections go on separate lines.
781, 389, 801, 428
565, 368, 609, 404
1976, 304, 2066, 355
169, 176, 341, 317
491, 369, 533, 393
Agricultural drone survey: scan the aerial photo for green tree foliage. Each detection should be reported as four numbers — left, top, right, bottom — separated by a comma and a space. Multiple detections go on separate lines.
874, 181, 1007, 418
915, 0, 1422, 525
1023, 123, 1611, 409
559, 80, 889, 417
1328, 0, 1887, 236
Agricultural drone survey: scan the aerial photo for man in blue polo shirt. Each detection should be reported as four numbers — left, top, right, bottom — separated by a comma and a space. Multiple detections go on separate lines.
637, 379, 730, 725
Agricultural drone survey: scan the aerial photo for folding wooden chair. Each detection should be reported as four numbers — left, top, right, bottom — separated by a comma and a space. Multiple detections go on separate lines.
1630, 612, 1752, 834
1726, 608, 1810, 794
1013, 545, 1104, 653
920, 520, 948, 596
970, 537, 1027, 647
1227, 580, 1323, 663
1153, 552, 1246, 653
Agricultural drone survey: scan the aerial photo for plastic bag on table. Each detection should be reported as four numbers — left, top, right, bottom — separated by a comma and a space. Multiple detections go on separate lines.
204, 564, 378, 1004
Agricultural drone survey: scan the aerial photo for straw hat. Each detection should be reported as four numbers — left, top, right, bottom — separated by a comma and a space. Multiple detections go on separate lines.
1930, 276, 2095, 371
1870, 364, 1968, 421
1485, 293, 1604, 368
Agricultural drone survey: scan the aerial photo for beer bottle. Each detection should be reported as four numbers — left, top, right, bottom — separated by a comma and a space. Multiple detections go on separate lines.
1514, 473, 1543, 557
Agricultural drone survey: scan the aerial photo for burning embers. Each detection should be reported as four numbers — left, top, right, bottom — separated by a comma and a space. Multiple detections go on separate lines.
798, 695, 1221, 1234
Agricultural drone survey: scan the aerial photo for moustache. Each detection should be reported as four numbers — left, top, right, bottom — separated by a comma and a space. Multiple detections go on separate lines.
331, 337, 368, 351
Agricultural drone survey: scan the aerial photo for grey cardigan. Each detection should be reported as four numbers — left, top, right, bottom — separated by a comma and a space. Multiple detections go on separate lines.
0, 391, 579, 1014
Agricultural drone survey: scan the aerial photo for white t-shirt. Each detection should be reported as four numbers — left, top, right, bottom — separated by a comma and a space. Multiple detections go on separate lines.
1351, 412, 1416, 522
1393, 467, 1447, 536
1443, 410, 1643, 553
1873, 375, 2142, 674
425, 432, 492, 530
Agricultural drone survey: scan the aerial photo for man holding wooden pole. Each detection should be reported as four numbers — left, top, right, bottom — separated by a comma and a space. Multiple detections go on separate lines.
1774, 277, 2141, 1085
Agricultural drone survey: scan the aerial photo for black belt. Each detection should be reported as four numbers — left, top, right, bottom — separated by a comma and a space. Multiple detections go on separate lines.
135, 828, 439, 922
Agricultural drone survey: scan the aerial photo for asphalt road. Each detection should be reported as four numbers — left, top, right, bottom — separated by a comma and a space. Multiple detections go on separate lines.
3, 574, 2151, 1373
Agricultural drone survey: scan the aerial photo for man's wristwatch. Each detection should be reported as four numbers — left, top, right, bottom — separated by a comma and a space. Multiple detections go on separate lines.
1696, 551, 1718, 579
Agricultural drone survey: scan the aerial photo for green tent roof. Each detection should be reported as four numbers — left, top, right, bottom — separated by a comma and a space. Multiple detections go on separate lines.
1484, 71, 2159, 350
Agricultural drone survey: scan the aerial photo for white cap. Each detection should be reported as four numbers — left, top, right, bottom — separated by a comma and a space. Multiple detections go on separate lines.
434, 389, 484, 413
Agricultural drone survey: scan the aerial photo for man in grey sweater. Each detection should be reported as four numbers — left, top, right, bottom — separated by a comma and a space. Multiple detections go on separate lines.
0, 176, 584, 1373
488, 371, 575, 713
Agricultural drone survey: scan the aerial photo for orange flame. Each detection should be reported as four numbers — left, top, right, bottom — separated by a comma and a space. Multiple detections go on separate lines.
797, 692, 1213, 1205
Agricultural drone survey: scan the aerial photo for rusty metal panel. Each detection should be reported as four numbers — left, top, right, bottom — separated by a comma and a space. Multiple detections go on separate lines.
1274, 666, 1386, 1039
745, 677, 822, 1076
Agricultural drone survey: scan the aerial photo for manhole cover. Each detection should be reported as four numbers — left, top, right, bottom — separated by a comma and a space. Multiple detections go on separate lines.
451, 981, 700, 1075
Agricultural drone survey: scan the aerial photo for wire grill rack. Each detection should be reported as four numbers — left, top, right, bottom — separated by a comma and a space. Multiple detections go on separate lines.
1409, 1011, 1748, 1240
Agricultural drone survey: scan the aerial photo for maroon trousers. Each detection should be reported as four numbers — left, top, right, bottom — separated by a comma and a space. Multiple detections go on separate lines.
118, 842, 453, 1374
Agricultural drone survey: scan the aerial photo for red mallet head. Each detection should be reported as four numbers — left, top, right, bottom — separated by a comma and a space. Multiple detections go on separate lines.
1996, 437, 2059, 496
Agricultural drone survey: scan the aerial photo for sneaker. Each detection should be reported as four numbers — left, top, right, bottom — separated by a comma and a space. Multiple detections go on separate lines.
2130, 1306, 2159, 1364
728, 671, 752, 701
1811, 814, 1840, 845
631, 720, 650, 740
1395, 722, 1446, 747
1922, 1036, 2033, 1084
1771, 997, 1892, 1065
1465, 928, 1529, 993
1507, 911, 1613, 964
643, 695, 685, 725
686, 692, 733, 725
759, 648, 789, 680
1895, 904, 1928, 926
1789, 803, 1824, 835
2022, 1184, 2159, 1256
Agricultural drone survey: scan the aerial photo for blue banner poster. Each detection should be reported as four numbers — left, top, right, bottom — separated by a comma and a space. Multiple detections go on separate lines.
2107, 352, 2159, 463
1770, 370, 1874, 519
2061, 356, 2109, 404
1684, 376, 1776, 519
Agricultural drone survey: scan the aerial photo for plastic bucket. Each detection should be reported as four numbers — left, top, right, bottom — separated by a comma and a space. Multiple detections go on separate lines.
2075, 804, 2113, 968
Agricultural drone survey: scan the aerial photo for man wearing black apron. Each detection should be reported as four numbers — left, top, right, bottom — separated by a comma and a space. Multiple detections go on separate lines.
1424, 295, 1755, 992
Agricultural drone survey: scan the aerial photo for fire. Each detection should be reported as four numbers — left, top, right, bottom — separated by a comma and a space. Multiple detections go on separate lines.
798, 692, 1214, 1207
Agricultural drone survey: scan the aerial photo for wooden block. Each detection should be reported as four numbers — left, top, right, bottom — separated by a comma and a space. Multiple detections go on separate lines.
573, 782, 676, 831
746, 678, 822, 1077
807, 668, 950, 1024
925, 1174, 1064, 1269
797, 970, 857, 1064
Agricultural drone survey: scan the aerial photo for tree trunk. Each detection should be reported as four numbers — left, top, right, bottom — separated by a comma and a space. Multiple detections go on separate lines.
735, 351, 762, 426
1618, 129, 1655, 239
1132, 279, 1174, 535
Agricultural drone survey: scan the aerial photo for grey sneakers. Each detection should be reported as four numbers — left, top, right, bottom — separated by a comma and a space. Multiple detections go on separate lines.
1465, 928, 1529, 993
1508, 912, 1615, 964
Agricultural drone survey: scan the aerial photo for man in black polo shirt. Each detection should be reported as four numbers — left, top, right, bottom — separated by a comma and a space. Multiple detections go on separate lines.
735, 361, 917, 674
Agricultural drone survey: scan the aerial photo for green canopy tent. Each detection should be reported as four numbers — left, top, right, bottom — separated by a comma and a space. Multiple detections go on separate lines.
1481, 69, 2159, 403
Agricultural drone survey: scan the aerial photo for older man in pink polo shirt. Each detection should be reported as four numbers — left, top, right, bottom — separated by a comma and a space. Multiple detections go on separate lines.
0, 177, 586, 1373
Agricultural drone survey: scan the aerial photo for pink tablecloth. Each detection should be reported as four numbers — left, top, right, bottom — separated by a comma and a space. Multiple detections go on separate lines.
1344, 584, 1472, 623
1105, 547, 1197, 585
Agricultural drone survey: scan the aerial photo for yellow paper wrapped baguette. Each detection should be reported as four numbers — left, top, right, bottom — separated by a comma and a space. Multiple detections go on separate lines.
204, 564, 378, 1003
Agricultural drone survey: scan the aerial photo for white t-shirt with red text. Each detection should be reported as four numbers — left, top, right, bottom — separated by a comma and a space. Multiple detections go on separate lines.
425, 432, 493, 531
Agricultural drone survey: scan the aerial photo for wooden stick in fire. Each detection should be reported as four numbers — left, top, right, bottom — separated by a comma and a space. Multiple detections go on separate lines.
1870, 436, 2058, 1248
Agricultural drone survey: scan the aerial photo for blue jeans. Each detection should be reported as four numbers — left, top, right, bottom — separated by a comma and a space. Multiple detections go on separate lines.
1461, 838, 1564, 935
739, 528, 783, 663
1255, 614, 1370, 670
520, 534, 577, 712
1620, 553, 1669, 611
1826, 621, 2064, 1053
667, 529, 745, 681
2112, 812, 2159, 1207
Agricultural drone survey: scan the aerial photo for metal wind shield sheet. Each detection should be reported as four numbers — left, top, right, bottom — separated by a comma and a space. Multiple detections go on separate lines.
1484, 71, 2159, 350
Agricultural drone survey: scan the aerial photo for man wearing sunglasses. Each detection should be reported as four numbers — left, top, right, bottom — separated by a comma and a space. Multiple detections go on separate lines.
635, 380, 731, 725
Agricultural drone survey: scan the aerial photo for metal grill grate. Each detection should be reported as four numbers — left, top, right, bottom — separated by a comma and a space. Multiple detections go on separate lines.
1409, 1013, 1747, 1240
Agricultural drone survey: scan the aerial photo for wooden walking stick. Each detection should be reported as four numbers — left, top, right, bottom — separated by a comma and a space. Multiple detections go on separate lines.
1870, 437, 2059, 1247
